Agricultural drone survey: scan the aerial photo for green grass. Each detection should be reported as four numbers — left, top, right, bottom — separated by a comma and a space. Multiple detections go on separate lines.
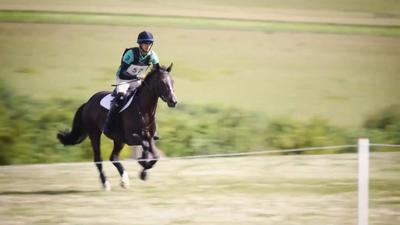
0, 1, 399, 128
0, 152, 398, 224
1, 10, 400, 36
1, 22, 400, 127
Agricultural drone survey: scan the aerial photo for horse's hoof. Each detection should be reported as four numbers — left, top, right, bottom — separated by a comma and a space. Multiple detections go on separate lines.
103, 180, 111, 191
120, 171, 130, 189
120, 181, 129, 189
140, 170, 148, 181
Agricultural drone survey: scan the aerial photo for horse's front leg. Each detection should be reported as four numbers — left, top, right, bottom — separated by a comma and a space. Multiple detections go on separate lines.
142, 138, 159, 169
138, 150, 149, 181
147, 138, 159, 168
138, 138, 158, 181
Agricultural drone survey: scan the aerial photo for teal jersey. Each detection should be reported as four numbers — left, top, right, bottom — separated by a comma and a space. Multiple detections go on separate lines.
117, 47, 159, 77
122, 48, 159, 65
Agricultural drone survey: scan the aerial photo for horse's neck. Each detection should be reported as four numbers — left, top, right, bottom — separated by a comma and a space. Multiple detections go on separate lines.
136, 85, 158, 118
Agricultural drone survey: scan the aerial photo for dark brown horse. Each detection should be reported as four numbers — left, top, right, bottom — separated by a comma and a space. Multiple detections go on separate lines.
57, 63, 177, 190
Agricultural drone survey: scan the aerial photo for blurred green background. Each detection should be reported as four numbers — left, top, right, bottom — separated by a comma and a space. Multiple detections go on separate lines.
1, 0, 400, 164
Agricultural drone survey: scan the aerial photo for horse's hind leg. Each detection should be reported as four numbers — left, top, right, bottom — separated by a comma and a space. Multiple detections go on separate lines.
89, 131, 110, 191
110, 141, 129, 188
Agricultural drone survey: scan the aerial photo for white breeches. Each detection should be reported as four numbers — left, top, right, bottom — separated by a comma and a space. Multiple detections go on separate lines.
116, 78, 142, 95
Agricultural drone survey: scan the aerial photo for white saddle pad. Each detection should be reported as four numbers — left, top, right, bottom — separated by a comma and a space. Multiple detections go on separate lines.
100, 94, 134, 113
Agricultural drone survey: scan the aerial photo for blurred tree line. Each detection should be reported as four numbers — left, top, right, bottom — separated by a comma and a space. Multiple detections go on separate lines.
1, 80, 399, 165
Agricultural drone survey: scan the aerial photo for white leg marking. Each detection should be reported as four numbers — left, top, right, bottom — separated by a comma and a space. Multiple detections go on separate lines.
120, 171, 130, 189
103, 180, 111, 191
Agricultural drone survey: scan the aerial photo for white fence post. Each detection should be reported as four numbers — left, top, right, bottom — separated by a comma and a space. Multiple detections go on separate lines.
358, 138, 369, 225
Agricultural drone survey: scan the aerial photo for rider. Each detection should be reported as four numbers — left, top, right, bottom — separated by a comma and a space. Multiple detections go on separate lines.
103, 31, 160, 134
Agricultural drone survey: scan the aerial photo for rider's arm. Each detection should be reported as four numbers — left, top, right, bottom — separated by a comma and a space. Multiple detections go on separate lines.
118, 49, 138, 80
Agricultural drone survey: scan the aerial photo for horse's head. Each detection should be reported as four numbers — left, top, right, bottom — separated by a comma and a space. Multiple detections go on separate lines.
146, 63, 178, 107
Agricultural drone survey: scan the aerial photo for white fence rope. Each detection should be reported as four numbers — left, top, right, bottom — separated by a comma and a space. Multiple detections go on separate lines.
1, 143, 398, 167
68, 144, 360, 165
370, 143, 400, 147
0, 144, 356, 168
130, 144, 357, 163
106, 143, 399, 164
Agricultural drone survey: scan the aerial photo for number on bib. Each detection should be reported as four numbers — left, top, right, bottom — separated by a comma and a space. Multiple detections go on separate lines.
127, 65, 148, 76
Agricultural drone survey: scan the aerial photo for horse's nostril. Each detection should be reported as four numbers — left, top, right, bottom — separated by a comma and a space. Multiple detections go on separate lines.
168, 101, 177, 107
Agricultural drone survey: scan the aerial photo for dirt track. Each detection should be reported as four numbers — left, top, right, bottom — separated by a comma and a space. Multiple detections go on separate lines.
0, 152, 399, 225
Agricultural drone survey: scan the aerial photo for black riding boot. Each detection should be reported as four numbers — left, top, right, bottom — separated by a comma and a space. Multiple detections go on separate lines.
103, 93, 124, 135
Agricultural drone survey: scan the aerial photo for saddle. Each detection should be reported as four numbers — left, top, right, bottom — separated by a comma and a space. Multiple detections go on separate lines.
100, 90, 137, 113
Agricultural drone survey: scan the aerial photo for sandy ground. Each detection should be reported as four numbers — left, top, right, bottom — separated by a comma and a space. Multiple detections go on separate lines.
0, 152, 398, 225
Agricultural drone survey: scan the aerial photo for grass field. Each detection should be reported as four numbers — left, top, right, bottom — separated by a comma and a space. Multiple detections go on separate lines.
0, 1, 399, 129
2, 11, 400, 36
1, 1, 400, 127
1, 21, 399, 127
0, 2, 399, 223
0, 152, 399, 224
0, 2, 399, 130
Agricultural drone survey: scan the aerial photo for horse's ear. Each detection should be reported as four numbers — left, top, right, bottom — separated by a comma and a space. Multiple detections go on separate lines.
167, 62, 173, 72
154, 63, 160, 71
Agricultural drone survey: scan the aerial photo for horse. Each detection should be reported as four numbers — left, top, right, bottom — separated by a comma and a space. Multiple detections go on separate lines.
57, 63, 177, 190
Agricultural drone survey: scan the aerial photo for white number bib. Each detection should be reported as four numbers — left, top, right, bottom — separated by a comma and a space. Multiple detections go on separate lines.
126, 64, 148, 76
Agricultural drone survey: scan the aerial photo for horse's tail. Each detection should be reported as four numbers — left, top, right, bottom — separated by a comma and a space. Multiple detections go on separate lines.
57, 103, 88, 146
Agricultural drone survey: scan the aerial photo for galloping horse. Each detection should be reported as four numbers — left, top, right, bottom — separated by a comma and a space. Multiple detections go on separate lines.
57, 63, 177, 190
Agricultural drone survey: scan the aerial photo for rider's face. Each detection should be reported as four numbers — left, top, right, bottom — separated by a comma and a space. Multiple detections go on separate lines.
140, 43, 152, 53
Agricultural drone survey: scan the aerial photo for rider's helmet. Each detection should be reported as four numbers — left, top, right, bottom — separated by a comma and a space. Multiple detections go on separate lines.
137, 31, 154, 44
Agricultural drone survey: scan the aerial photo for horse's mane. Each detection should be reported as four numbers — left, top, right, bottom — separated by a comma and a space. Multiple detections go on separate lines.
144, 65, 168, 82
135, 65, 169, 96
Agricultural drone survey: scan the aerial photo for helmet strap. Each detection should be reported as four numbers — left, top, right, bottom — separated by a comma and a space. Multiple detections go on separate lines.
139, 43, 153, 55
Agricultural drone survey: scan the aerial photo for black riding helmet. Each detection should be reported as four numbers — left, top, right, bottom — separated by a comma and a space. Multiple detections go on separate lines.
137, 31, 154, 44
